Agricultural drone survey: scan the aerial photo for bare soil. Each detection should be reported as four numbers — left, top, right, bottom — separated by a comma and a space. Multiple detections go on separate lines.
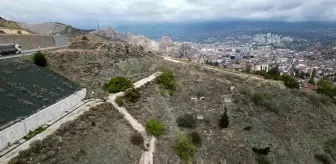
123, 62, 336, 164
8, 103, 142, 164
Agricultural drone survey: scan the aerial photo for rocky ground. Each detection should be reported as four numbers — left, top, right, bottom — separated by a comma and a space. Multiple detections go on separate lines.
9, 103, 143, 164
17, 37, 336, 164
123, 62, 336, 164
44, 37, 165, 98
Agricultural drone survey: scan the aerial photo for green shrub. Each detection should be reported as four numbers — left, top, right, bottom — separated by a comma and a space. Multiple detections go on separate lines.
157, 69, 176, 91
23, 125, 48, 140
124, 88, 141, 103
146, 118, 164, 136
33, 51, 47, 67
280, 75, 300, 89
189, 132, 202, 146
177, 114, 196, 128
115, 96, 124, 106
174, 133, 196, 164
251, 92, 279, 113
251, 92, 265, 105
82, 36, 89, 40
219, 109, 229, 128
168, 89, 174, 96
130, 133, 144, 146
257, 155, 272, 164
103, 77, 133, 93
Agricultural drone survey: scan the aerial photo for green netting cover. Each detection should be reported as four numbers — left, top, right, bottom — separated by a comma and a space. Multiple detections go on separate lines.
0, 58, 79, 127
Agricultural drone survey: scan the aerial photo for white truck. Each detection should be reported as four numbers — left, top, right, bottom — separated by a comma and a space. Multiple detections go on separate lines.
0, 43, 22, 56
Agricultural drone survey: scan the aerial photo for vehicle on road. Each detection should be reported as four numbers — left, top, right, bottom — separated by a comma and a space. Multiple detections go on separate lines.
0, 43, 22, 56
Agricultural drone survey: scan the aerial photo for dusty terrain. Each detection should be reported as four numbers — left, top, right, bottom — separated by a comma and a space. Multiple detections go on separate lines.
45, 37, 164, 98
15, 37, 336, 164
124, 62, 336, 164
8, 103, 142, 164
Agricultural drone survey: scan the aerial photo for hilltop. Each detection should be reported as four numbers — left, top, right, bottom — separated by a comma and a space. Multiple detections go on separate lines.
0, 17, 21, 29
18, 22, 93, 37
9, 36, 336, 164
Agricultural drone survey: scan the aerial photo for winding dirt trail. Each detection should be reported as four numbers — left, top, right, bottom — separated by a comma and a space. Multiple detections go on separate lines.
107, 72, 161, 164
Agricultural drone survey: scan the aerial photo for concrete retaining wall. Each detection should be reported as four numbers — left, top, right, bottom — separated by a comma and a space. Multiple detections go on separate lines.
0, 89, 86, 152
54, 35, 69, 47
0, 34, 69, 50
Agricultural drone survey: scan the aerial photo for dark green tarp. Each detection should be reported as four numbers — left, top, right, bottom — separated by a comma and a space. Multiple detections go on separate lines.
0, 58, 79, 127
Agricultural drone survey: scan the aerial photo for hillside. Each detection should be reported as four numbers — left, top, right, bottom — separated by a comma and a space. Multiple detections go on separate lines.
0, 17, 21, 29
18, 22, 92, 37
10, 38, 336, 164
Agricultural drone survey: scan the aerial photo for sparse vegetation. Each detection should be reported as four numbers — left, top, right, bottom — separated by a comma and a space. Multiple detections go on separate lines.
177, 114, 196, 128
188, 132, 202, 146
103, 77, 133, 93
173, 133, 196, 164
280, 75, 300, 89
82, 36, 89, 40
130, 133, 144, 146
33, 51, 47, 67
17, 30, 22, 34
256, 155, 272, 164
124, 88, 141, 103
23, 125, 48, 140
157, 69, 176, 95
314, 154, 334, 164
325, 138, 336, 161
146, 118, 164, 136
219, 108, 229, 128
115, 96, 124, 106
251, 92, 279, 113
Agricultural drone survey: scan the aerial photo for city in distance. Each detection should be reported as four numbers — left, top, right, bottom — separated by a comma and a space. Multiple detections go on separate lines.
1, 0, 336, 164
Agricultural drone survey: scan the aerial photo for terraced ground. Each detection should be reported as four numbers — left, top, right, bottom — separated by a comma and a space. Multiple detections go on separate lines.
0, 58, 79, 128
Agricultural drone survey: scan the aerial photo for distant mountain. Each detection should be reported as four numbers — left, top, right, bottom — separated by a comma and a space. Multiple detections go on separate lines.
116, 20, 336, 42
18, 21, 93, 37
0, 17, 22, 29
90, 28, 159, 52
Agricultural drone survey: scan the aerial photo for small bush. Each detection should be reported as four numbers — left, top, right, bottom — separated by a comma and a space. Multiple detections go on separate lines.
33, 51, 47, 67
103, 77, 133, 93
280, 75, 300, 89
174, 133, 196, 163
189, 132, 202, 146
219, 107, 229, 128
130, 133, 144, 146
124, 88, 141, 103
256, 155, 272, 164
146, 118, 164, 136
314, 154, 334, 164
177, 114, 196, 128
115, 96, 124, 106
23, 125, 48, 140
157, 69, 176, 91
82, 36, 89, 40
17, 30, 22, 34
251, 92, 265, 105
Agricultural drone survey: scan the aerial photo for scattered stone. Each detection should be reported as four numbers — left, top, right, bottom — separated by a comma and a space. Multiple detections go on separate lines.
200, 96, 206, 100
191, 97, 197, 100
197, 115, 204, 120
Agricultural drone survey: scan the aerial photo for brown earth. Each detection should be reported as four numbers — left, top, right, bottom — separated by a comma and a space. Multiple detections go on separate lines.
16, 38, 336, 164
8, 103, 143, 164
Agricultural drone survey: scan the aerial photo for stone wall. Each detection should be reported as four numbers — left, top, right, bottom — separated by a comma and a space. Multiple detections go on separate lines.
0, 34, 69, 50
0, 89, 87, 152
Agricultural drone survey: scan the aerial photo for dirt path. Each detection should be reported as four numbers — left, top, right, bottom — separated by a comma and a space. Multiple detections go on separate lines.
107, 72, 162, 164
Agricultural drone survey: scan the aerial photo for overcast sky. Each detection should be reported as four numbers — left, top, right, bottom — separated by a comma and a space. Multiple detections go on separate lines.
1, 0, 336, 28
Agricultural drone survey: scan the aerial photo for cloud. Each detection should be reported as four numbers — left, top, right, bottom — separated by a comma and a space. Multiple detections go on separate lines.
1, 0, 336, 27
